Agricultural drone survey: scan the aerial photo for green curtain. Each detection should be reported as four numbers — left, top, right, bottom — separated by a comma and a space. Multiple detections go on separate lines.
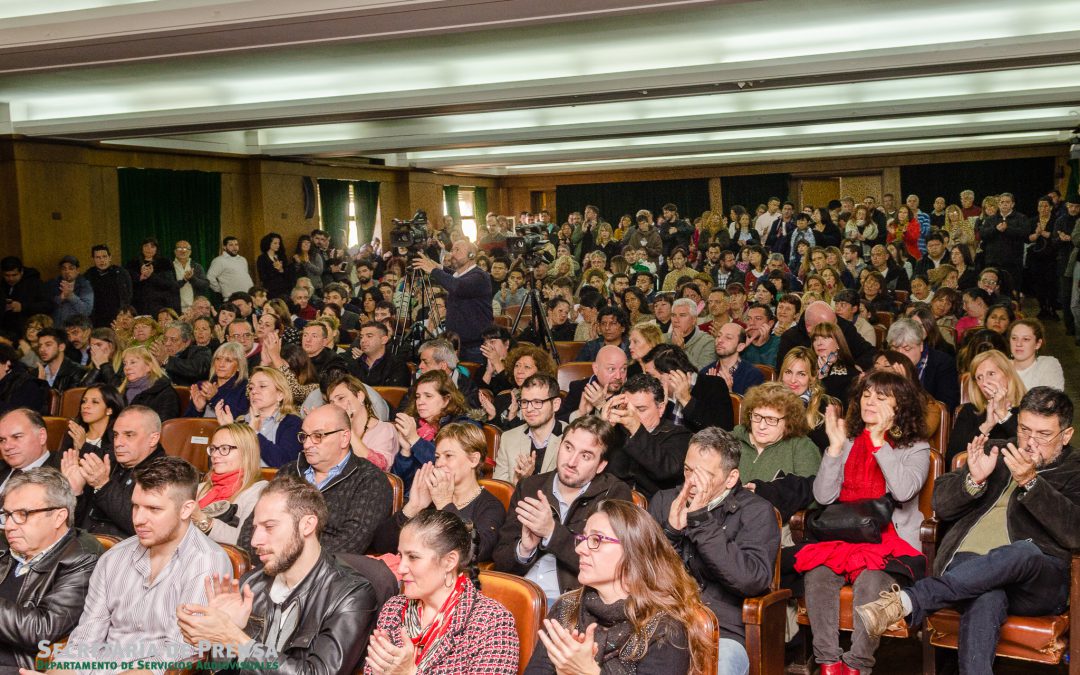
317, 179, 351, 248
353, 180, 380, 245
474, 187, 488, 225
443, 185, 461, 232
118, 168, 220, 270
1066, 159, 1080, 201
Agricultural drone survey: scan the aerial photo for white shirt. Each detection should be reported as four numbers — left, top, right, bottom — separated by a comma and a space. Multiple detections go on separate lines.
453, 263, 478, 279
755, 211, 780, 239
173, 259, 194, 311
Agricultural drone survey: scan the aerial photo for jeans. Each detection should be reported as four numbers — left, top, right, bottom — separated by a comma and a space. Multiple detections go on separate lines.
907, 540, 1069, 675
717, 638, 749, 675
804, 567, 895, 672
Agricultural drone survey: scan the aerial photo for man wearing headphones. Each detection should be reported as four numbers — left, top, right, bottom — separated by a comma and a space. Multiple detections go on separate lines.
412, 240, 493, 363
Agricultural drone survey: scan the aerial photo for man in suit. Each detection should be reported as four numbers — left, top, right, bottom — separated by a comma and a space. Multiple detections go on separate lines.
559, 345, 627, 423
0, 408, 62, 491
494, 374, 565, 485
887, 318, 960, 412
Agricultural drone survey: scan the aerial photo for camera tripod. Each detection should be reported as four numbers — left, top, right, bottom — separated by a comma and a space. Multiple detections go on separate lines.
510, 274, 561, 365
390, 258, 443, 360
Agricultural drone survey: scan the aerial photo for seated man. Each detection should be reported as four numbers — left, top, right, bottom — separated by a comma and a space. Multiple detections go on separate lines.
239, 405, 392, 558
47, 457, 232, 671
68, 405, 168, 537
856, 387, 1080, 674
648, 427, 780, 675
666, 298, 717, 370
156, 320, 212, 387
177, 475, 377, 674
641, 345, 734, 432
35, 328, 85, 393
602, 374, 691, 498
493, 416, 631, 608
494, 374, 565, 485
706, 322, 765, 396
0, 408, 62, 489
741, 303, 781, 369
0, 468, 104, 670
887, 317, 960, 412
777, 300, 876, 371
559, 345, 627, 423
347, 322, 410, 388
577, 307, 630, 363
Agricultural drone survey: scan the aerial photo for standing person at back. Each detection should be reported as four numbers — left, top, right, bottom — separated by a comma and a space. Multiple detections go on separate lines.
85, 245, 132, 328
411, 240, 493, 364
126, 237, 180, 316
207, 236, 255, 300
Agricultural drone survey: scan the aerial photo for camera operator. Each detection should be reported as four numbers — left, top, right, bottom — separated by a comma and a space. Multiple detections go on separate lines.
411, 240, 493, 363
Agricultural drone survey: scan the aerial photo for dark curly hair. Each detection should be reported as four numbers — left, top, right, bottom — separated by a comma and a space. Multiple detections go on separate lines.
844, 370, 927, 448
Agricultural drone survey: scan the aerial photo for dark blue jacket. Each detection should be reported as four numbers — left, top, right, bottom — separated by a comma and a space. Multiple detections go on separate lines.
257, 413, 304, 468
429, 266, 494, 348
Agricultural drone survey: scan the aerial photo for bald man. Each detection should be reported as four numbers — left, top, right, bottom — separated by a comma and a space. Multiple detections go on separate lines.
776, 300, 876, 371
412, 239, 493, 363
560, 345, 628, 422
238, 404, 393, 558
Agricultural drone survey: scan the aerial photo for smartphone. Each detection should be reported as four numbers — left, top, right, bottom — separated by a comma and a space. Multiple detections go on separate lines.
984, 438, 1009, 455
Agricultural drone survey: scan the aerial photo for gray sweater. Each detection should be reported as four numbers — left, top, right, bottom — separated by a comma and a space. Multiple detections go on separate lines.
813, 439, 931, 548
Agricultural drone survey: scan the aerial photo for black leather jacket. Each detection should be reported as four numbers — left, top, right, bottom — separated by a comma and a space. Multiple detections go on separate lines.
237, 553, 378, 675
0, 529, 104, 668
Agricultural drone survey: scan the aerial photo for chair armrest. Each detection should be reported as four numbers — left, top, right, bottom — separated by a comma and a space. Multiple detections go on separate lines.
789, 510, 807, 545
742, 589, 792, 625
920, 517, 939, 570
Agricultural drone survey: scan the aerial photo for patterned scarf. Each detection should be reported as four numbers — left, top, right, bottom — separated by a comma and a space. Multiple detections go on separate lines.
403, 573, 469, 669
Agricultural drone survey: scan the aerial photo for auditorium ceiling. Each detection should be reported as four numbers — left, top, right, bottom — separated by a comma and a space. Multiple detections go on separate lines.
1, 0, 1078, 175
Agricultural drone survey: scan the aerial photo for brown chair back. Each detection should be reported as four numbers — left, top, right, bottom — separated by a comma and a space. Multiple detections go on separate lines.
374, 386, 409, 411
460, 361, 483, 379
557, 362, 593, 393
952, 451, 967, 472
60, 387, 86, 419
173, 385, 191, 413
387, 472, 404, 512
924, 398, 949, 454
631, 490, 648, 509
753, 364, 775, 382
261, 467, 278, 482
479, 570, 546, 674
220, 544, 251, 578
553, 341, 584, 363
482, 424, 501, 466
159, 418, 218, 472
920, 449, 945, 520
729, 393, 742, 423
93, 534, 122, 550
875, 312, 894, 328
480, 478, 514, 511
697, 605, 721, 675
43, 416, 68, 452
47, 388, 61, 415
874, 323, 886, 348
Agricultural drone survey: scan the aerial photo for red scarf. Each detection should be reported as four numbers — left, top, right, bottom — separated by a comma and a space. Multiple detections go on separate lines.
417, 418, 438, 442
839, 430, 887, 502
403, 574, 469, 668
199, 469, 243, 508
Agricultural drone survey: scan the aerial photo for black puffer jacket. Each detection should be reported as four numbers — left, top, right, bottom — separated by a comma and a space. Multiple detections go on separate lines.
237, 554, 377, 675
126, 376, 181, 423
0, 529, 104, 669
932, 442, 1080, 575
648, 483, 779, 645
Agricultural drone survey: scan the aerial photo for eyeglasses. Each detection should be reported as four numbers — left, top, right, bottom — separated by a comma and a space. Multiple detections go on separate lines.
520, 397, 557, 410
980, 279, 999, 287
297, 429, 345, 444
750, 412, 785, 427
0, 507, 63, 525
206, 444, 237, 456
1017, 426, 1069, 448
574, 533, 621, 550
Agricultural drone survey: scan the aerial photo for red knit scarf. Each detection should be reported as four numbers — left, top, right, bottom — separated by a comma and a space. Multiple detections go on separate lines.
199, 469, 242, 508
839, 430, 887, 502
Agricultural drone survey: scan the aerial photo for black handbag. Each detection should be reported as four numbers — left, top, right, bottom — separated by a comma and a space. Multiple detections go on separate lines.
806, 496, 895, 544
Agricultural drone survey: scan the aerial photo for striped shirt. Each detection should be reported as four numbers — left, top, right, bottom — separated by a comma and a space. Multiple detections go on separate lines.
57, 523, 232, 674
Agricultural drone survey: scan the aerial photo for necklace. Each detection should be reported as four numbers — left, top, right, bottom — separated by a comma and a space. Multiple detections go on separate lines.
453, 485, 484, 510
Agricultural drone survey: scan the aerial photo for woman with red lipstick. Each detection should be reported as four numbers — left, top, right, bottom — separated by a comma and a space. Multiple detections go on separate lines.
190, 423, 268, 545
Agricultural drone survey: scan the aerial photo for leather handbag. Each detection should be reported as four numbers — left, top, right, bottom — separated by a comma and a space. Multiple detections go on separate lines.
806, 496, 895, 544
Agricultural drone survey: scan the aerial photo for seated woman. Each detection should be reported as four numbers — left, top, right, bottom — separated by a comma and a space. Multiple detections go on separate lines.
118, 346, 180, 422
191, 316, 219, 352
946, 349, 1025, 467
627, 323, 663, 380
216, 366, 303, 468
392, 370, 479, 492
621, 287, 654, 325
929, 287, 960, 348
383, 423, 505, 562
779, 347, 831, 451
364, 510, 519, 675
82, 327, 124, 388
478, 343, 557, 430
873, 349, 918, 380
58, 384, 124, 457
809, 322, 858, 403
859, 272, 896, 316
984, 302, 1015, 336
190, 422, 268, 545
796, 371, 931, 675
1008, 319, 1064, 391
732, 382, 821, 521
954, 288, 991, 342
774, 294, 802, 336
478, 326, 513, 394
186, 341, 249, 418
527, 499, 714, 675
325, 373, 398, 471
128, 315, 162, 349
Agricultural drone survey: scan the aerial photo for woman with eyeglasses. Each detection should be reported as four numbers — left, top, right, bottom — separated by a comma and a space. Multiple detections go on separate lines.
189, 423, 268, 545
364, 510, 519, 675
526, 499, 714, 675
325, 373, 397, 471
187, 341, 249, 419
946, 350, 1025, 467
478, 344, 557, 430
215, 366, 302, 468
796, 371, 930, 675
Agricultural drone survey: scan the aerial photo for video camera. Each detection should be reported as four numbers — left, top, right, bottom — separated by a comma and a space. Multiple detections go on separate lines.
390, 210, 430, 250
505, 224, 554, 268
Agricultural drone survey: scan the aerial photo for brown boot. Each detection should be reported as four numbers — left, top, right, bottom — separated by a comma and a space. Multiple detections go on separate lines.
854, 584, 908, 638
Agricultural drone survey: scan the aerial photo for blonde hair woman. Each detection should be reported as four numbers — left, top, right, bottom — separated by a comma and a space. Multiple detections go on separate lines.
129, 315, 162, 348
943, 204, 975, 256
117, 345, 180, 421
191, 423, 268, 545
780, 347, 831, 451
946, 349, 1026, 465
628, 323, 664, 379
216, 366, 303, 468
